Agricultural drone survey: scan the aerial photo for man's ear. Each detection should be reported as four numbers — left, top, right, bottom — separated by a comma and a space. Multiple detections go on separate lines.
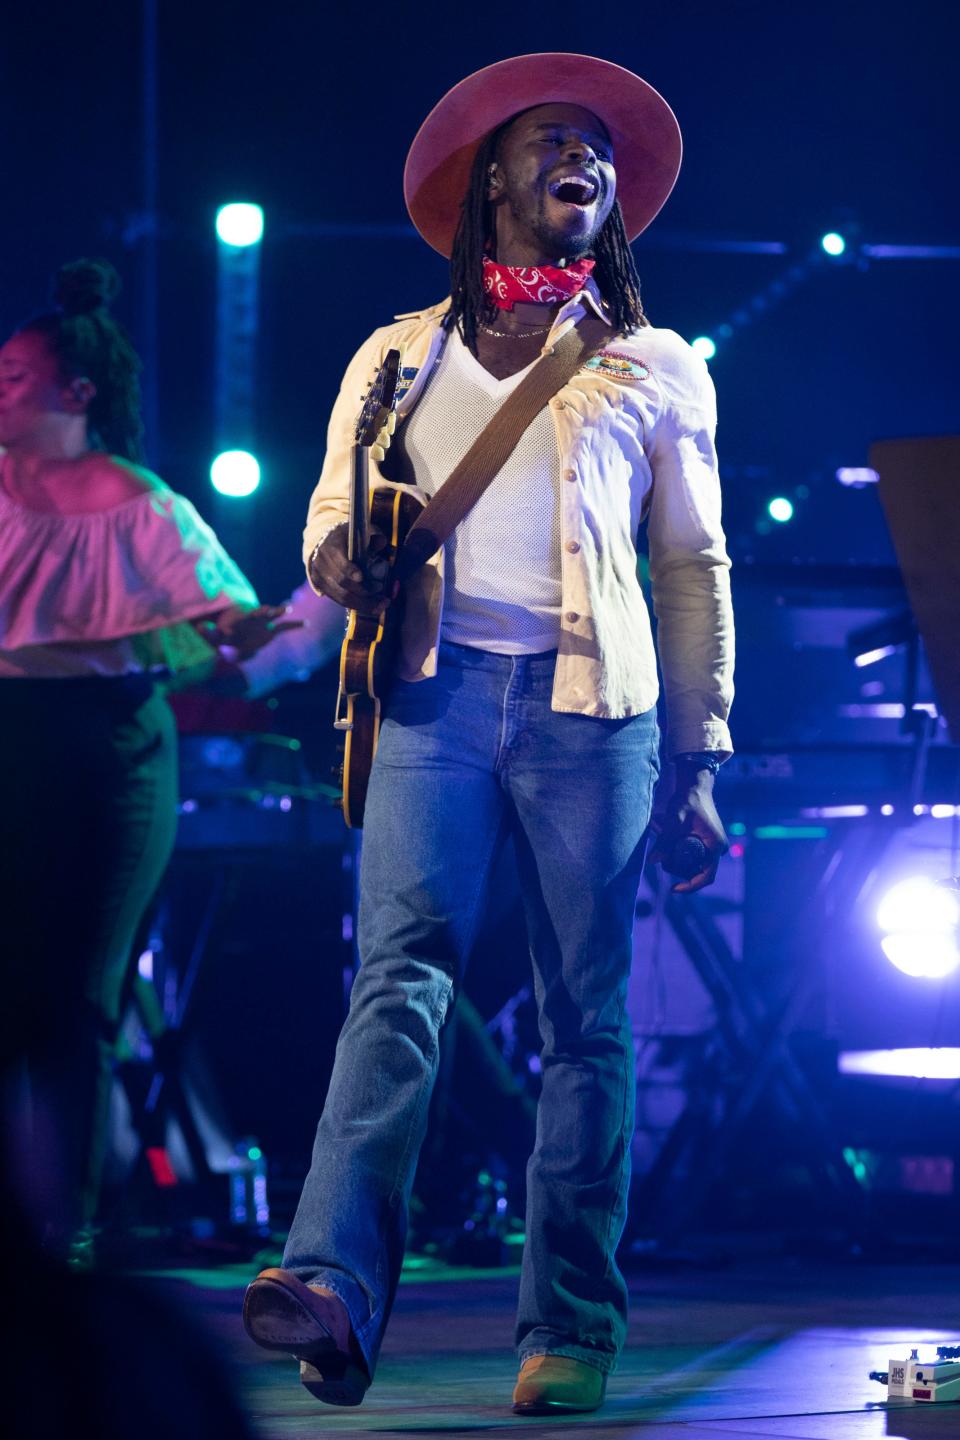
64, 377, 96, 414
486, 162, 504, 202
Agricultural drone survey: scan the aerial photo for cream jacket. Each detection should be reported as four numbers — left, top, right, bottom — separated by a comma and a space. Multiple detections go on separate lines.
303, 284, 734, 757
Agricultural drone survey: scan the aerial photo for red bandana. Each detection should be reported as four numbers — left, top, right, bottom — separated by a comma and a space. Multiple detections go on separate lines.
482, 256, 595, 310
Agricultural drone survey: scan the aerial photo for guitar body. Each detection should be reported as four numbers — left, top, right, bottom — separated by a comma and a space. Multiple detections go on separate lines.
338, 485, 425, 828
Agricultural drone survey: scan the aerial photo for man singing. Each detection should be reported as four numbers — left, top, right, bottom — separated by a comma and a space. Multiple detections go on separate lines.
243, 52, 734, 1415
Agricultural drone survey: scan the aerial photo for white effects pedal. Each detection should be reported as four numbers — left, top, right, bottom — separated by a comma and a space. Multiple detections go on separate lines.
870, 1345, 960, 1403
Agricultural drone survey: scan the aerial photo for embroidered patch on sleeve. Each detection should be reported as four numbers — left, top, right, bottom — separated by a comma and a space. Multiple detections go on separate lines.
582, 350, 651, 384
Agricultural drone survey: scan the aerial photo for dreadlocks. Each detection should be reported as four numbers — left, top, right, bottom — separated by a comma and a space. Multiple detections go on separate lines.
446, 116, 647, 356
19, 258, 145, 463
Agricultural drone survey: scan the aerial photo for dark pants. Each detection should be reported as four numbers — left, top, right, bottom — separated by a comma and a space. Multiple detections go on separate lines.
1, 676, 178, 1245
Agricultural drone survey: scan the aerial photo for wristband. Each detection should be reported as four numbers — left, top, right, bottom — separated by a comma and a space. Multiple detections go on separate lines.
674, 751, 722, 777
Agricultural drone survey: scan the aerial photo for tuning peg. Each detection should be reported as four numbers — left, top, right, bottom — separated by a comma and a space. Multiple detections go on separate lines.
385, 412, 397, 434
371, 444, 386, 462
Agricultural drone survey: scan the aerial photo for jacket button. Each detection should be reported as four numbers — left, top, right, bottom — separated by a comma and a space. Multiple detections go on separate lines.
565, 540, 580, 554
565, 611, 580, 624
553, 399, 566, 410
564, 469, 577, 482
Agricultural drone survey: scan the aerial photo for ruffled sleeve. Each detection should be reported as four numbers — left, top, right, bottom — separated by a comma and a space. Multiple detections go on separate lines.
0, 485, 259, 651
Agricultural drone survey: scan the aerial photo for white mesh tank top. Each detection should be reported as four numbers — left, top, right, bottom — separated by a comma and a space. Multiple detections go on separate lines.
401, 328, 562, 654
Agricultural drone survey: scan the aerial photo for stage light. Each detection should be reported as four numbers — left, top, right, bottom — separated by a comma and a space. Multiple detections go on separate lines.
691, 335, 716, 361
800, 805, 868, 819
876, 877, 960, 979
838, 703, 905, 719
881, 934, 960, 979
211, 449, 261, 497
216, 203, 264, 247
836, 466, 880, 487
839, 1048, 960, 1080
767, 497, 794, 523
877, 877, 958, 935
847, 610, 914, 668
854, 645, 896, 668
821, 231, 846, 256
842, 1146, 870, 1183
754, 825, 828, 839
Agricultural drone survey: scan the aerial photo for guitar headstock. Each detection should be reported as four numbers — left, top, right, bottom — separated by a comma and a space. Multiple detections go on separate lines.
356, 347, 402, 461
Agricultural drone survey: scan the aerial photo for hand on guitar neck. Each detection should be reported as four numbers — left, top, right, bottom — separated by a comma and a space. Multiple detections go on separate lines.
309, 522, 398, 616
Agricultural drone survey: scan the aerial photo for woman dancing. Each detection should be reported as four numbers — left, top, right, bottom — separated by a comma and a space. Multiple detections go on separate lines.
0, 257, 290, 1263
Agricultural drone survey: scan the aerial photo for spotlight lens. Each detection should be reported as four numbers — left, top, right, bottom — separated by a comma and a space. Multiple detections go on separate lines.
881, 933, 960, 980
821, 231, 846, 256
767, 497, 794, 523
691, 336, 717, 361
211, 450, 261, 497
877, 877, 960, 936
216, 203, 264, 247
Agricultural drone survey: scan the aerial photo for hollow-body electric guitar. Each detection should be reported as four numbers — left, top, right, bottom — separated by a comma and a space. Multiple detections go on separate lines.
334, 348, 425, 828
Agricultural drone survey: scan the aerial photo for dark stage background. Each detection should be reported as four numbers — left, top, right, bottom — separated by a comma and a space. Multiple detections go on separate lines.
4, 1, 960, 1250
4, 1, 957, 595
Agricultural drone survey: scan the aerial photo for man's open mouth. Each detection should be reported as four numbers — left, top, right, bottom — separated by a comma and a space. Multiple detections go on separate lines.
548, 173, 600, 207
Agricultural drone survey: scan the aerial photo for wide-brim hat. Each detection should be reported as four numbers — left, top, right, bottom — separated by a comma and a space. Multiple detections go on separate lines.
404, 52, 682, 259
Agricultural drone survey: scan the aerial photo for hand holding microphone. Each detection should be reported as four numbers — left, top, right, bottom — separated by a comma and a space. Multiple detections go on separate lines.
661, 834, 712, 882
650, 755, 729, 894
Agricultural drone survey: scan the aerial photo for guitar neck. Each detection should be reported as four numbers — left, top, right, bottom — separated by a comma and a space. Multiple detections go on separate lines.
348, 444, 371, 565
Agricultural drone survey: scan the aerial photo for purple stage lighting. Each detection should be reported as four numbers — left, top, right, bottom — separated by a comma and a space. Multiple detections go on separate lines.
836, 467, 880, 487
876, 877, 960, 979
854, 645, 898, 668
839, 1048, 960, 1080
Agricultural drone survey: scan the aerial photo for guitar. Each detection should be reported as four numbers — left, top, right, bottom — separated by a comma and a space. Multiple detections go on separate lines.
334, 348, 425, 828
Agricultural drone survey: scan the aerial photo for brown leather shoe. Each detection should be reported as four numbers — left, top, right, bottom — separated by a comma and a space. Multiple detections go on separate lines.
242, 1267, 369, 1406
512, 1355, 607, 1414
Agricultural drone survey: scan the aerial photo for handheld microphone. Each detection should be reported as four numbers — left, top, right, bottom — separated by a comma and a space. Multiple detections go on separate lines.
662, 835, 710, 881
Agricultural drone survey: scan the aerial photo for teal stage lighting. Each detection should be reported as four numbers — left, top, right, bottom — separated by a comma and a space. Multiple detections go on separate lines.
211, 449, 261, 498
767, 497, 794, 523
820, 231, 846, 257
216, 203, 264, 247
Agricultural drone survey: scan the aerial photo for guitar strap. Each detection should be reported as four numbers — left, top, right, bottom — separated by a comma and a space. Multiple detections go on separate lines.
392, 311, 611, 584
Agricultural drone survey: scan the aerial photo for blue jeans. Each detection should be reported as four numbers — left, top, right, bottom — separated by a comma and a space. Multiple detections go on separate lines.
284, 642, 660, 1377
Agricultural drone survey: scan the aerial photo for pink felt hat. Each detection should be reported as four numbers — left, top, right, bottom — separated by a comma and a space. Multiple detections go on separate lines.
404, 52, 683, 258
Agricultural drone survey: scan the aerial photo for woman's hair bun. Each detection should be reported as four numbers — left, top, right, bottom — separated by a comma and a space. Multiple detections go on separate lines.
53, 258, 122, 317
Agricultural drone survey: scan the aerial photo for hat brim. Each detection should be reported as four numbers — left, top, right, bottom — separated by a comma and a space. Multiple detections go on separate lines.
403, 52, 683, 259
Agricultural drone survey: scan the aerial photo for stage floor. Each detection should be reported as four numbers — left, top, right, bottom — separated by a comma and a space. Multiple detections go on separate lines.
145, 1252, 960, 1438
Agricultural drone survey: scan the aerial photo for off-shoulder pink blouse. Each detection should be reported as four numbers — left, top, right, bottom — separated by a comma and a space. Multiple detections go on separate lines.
0, 482, 259, 678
